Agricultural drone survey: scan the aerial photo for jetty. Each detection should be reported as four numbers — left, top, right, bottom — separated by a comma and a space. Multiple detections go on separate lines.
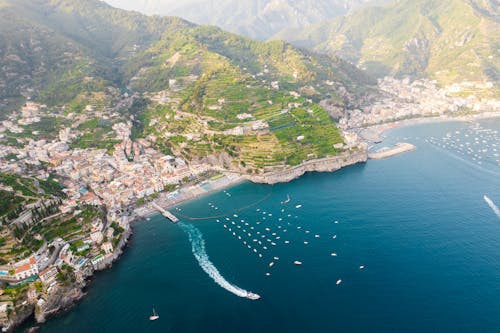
368, 142, 416, 160
151, 202, 179, 223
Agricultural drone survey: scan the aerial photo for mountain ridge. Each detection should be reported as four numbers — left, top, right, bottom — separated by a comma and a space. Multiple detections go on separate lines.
275, 0, 499, 93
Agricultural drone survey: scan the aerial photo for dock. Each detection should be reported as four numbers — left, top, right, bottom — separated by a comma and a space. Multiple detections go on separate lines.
151, 202, 179, 223
368, 142, 416, 160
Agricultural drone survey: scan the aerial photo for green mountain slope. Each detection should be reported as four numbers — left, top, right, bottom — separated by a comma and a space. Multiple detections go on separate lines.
0, 0, 375, 171
277, 0, 499, 93
104, 0, 384, 41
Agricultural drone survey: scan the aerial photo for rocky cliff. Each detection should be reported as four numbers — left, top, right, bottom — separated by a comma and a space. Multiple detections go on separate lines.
239, 148, 367, 184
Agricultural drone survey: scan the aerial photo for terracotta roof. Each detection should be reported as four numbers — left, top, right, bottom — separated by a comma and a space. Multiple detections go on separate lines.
15, 263, 32, 274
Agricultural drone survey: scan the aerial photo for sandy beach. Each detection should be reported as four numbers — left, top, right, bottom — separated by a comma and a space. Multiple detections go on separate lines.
134, 173, 245, 220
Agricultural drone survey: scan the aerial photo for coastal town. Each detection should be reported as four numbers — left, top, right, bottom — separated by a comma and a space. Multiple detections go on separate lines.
0, 76, 498, 331
339, 77, 500, 131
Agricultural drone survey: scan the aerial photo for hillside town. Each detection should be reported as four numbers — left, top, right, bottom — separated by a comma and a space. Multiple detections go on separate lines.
0, 112, 217, 330
339, 77, 500, 130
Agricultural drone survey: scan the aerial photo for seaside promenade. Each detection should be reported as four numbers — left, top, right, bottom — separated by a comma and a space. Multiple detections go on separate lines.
134, 173, 243, 219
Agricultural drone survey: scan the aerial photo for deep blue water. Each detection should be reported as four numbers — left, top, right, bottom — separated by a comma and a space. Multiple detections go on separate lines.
34, 119, 500, 333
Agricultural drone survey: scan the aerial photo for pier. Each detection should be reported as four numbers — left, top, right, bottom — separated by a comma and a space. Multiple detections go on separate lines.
151, 202, 179, 223
368, 142, 416, 160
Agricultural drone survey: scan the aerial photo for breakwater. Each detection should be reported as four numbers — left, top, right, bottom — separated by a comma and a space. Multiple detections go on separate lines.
368, 143, 416, 160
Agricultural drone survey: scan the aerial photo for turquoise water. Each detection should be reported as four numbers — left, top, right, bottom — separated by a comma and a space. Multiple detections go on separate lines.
34, 119, 500, 333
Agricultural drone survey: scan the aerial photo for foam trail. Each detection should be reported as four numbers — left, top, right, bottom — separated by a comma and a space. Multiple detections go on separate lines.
179, 222, 260, 300
484, 195, 500, 218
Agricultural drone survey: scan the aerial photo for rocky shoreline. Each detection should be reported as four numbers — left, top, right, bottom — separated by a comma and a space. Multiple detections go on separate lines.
7, 229, 132, 333
240, 150, 368, 185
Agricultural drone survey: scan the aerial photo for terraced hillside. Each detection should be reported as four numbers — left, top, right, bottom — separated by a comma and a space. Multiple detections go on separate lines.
0, 0, 376, 172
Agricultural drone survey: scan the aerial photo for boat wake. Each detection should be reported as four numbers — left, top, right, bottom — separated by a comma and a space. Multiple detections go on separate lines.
178, 222, 261, 300
484, 195, 500, 218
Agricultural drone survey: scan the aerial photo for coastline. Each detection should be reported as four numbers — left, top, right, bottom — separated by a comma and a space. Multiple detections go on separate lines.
136, 110, 500, 218
17, 148, 368, 331
134, 149, 368, 220
357, 111, 500, 143
133, 173, 246, 221
16, 111, 499, 332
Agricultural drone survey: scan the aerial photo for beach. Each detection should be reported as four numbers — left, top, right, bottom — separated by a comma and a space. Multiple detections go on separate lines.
134, 173, 245, 220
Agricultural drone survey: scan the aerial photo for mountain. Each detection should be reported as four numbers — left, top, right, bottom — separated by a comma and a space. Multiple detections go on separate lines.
0, 0, 375, 171
0, 0, 186, 111
104, 0, 383, 40
276, 0, 500, 93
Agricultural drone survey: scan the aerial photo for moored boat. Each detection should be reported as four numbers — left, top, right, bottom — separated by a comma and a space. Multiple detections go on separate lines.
149, 307, 159, 321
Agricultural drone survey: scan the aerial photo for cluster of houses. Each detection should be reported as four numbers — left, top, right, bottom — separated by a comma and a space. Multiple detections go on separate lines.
339, 77, 500, 129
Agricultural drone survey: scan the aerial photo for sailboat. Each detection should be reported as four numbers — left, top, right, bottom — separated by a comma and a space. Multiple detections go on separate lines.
149, 307, 159, 321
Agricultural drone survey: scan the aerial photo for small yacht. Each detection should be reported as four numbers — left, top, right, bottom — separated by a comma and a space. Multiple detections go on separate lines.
294, 260, 302, 265
269, 262, 274, 267
295, 204, 302, 209
246, 292, 261, 300
336, 279, 342, 285
149, 307, 159, 321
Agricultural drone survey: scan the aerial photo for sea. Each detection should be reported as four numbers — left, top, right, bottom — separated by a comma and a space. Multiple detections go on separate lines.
30, 118, 500, 333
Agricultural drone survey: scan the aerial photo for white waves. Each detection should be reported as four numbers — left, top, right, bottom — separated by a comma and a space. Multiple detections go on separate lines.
179, 222, 260, 300
484, 195, 500, 218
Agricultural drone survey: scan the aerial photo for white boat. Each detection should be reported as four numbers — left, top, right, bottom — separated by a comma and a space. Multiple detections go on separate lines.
246, 292, 261, 300
294, 260, 302, 265
336, 279, 342, 285
359, 265, 365, 269
149, 307, 159, 321
269, 262, 274, 267
295, 204, 302, 209
331, 253, 337, 257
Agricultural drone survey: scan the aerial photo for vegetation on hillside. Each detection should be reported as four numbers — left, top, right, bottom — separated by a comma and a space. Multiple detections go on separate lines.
277, 0, 499, 94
